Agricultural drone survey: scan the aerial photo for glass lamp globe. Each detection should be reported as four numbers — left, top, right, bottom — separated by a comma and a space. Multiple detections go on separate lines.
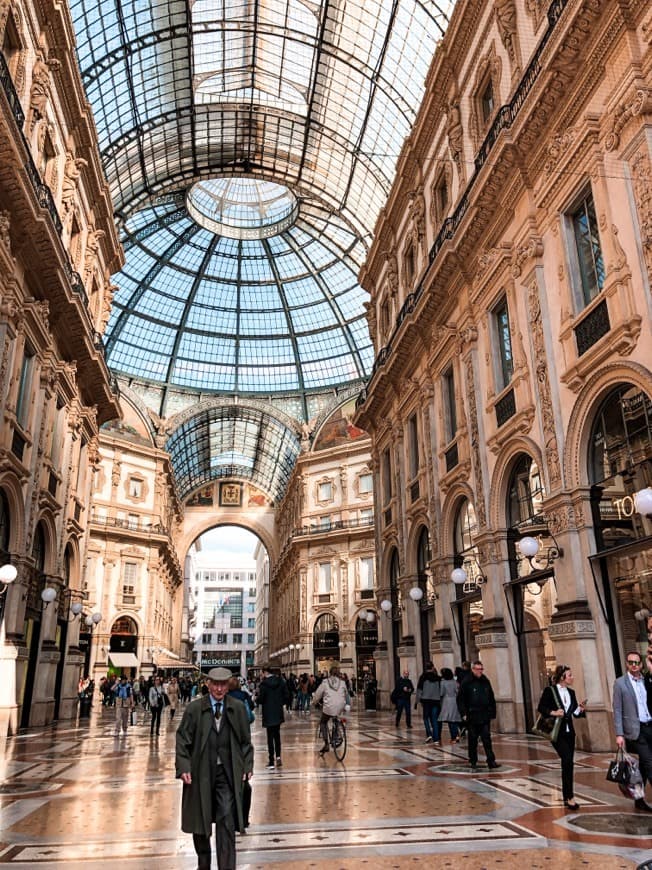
40, 586, 57, 604
409, 586, 424, 601
519, 536, 540, 558
380, 599, 392, 612
71, 601, 83, 616
451, 567, 467, 585
85, 615, 94, 627
634, 487, 652, 516
91, 612, 102, 624
365, 610, 376, 623
0, 564, 17, 585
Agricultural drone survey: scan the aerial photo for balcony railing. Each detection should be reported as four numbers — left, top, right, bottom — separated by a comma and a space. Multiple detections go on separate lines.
291, 515, 374, 538
358, 0, 572, 406
90, 513, 167, 535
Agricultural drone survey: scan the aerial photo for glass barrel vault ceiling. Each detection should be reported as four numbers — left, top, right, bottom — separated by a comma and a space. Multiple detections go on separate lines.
69, 0, 456, 400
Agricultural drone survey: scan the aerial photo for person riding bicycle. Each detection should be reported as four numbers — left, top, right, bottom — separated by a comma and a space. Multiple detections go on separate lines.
313, 665, 349, 757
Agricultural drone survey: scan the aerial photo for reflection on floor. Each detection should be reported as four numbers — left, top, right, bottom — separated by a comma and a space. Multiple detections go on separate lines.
1, 703, 650, 868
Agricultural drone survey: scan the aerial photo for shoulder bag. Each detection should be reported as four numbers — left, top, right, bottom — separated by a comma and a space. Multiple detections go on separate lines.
532, 686, 562, 742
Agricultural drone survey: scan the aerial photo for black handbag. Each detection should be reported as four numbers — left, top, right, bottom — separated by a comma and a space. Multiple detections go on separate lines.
606, 748, 631, 785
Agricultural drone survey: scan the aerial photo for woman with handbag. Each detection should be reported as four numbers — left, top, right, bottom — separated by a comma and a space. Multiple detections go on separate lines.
537, 665, 587, 810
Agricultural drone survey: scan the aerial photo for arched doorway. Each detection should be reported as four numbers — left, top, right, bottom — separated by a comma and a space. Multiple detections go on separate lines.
109, 616, 139, 675
587, 384, 652, 671
313, 612, 339, 673
355, 612, 377, 708
20, 521, 47, 728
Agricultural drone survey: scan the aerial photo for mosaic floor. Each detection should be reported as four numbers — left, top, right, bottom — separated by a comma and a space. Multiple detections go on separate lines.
1, 703, 651, 869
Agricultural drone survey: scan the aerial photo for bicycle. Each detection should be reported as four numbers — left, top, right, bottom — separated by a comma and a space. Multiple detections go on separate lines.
318, 714, 347, 761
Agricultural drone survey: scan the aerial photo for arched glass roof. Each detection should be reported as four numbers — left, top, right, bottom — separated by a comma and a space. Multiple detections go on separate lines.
166, 405, 301, 502
69, 0, 456, 402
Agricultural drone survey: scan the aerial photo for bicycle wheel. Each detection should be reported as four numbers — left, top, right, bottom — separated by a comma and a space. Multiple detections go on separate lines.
332, 718, 347, 761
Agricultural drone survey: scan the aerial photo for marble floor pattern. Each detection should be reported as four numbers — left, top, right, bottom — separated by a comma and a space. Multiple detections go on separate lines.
0, 704, 651, 869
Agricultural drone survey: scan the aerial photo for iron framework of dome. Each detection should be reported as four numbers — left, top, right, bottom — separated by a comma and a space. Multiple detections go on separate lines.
69, 0, 456, 403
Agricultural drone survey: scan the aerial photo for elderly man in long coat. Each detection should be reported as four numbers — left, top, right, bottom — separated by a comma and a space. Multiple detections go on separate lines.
176, 667, 254, 870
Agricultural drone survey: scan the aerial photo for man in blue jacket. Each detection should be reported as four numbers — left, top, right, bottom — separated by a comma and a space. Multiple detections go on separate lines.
457, 661, 500, 771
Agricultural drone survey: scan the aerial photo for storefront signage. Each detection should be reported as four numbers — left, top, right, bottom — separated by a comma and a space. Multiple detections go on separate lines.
201, 653, 241, 667
612, 495, 636, 519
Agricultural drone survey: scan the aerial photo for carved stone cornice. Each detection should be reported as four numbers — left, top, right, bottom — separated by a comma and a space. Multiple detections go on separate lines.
604, 86, 652, 152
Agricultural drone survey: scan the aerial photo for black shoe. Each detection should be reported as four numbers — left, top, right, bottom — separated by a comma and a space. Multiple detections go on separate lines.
470, 765, 478, 772
318, 746, 329, 757
634, 798, 652, 812
564, 800, 579, 811
487, 762, 501, 769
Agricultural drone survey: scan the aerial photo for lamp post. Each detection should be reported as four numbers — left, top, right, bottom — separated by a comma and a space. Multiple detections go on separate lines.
0, 563, 17, 625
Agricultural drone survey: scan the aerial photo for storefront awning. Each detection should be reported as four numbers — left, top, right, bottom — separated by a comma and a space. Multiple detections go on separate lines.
108, 653, 139, 669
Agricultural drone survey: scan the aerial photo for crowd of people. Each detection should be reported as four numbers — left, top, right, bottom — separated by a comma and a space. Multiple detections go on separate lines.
78, 642, 652, 870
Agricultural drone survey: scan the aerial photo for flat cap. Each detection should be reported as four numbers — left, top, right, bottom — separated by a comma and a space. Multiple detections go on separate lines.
207, 667, 233, 682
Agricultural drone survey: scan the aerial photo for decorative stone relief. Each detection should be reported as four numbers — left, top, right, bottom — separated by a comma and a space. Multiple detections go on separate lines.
100, 282, 117, 334
408, 188, 426, 249
605, 88, 652, 152
446, 102, 464, 182
544, 130, 575, 175
29, 56, 53, 133
546, 504, 576, 536
83, 229, 104, 285
464, 353, 487, 528
0, 209, 10, 249
495, 0, 520, 74
524, 0, 546, 30
384, 252, 399, 297
548, 620, 596, 639
511, 237, 543, 278
630, 148, 652, 281
61, 153, 87, 216
527, 281, 562, 489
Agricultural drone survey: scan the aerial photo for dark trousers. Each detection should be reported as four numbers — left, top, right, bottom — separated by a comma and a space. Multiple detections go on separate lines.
266, 724, 281, 763
467, 721, 496, 766
395, 697, 411, 726
421, 702, 440, 741
553, 729, 575, 800
192, 766, 236, 870
150, 704, 162, 735
626, 721, 652, 787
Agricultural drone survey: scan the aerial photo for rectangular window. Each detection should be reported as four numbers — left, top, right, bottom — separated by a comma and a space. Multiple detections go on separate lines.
129, 477, 142, 498
443, 367, 457, 443
232, 633, 242, 644
404, 242, 415, 284
570, 192, 605, 306
127, 513, 139, 529
382, 448, 392, 504
318, 481, 332, 501
247, 618, 255, 628
318, 562, 332, 594
202, 633, 211, 644
320, 515, 331, 529
360, 557, 374, 590
247, 633, 255, 644
216, 633, 227, 644
481, 80, 495, 123
359, 473, 372, 494
360, 507, 373, 522
248, 587, 256, 598
16, 345, 35, 427
493, 298, 514, 390
408, 414, 420, 479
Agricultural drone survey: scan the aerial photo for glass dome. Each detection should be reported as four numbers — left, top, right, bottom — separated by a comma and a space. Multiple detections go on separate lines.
104, 197, 373, 396
186, 178, 299, 240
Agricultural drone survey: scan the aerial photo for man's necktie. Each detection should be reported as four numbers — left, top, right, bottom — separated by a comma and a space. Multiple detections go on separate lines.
215, 702, 223, 728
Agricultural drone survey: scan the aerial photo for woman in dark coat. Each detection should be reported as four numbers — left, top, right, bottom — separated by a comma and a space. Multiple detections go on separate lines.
537, 664, 587, 810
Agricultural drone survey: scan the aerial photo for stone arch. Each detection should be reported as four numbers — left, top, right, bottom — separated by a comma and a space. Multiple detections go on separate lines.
488, 436, 546, 529
110, 612, 142, 635
179, 515, 277, 566
379, 536, 401, 584
32, 510, 58, 575
440, 482, 477, 558
114, 387, 158, 446
405, 512, 431, 575
0, 473, 26, 552
563, 362, 652, 489
62, 537, 81, 587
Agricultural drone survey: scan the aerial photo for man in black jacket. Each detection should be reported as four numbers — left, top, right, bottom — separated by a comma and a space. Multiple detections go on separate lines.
457, 660, 501, 771
258, 666, 290, 769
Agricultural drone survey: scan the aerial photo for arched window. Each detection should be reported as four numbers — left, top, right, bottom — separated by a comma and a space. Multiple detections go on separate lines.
313, 613, 339, 652
416, 526, 430, 580
0, 490, 10, 554
32, 522, 46, 573
355, 615, 378, 648
454, 500, 482, 589
589, 385, 652, 486
109, 615, 139, 654
507, 455, 545, 526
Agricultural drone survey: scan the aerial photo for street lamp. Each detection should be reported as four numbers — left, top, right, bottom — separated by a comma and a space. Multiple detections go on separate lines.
0, 563, 17, 594
408, 586, 424, 602
40, 587, 57, 608
70, 601, 83, 620
380, 599, 392, 613
634, 487, 652, 517
451, 567, 468, 585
